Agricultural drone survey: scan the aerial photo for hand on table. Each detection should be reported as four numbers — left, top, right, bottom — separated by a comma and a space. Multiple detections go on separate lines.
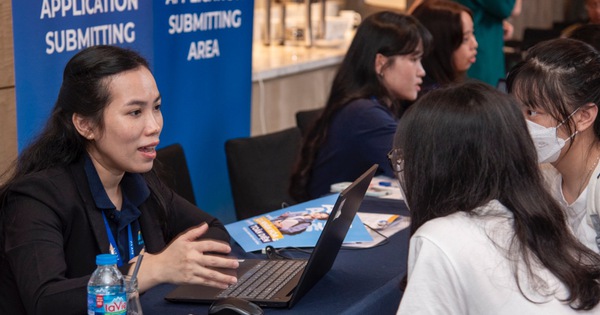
134, 223, 239, 292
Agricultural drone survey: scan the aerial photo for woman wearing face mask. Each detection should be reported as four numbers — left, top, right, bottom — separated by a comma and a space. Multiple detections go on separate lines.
507, 38, 600, 253
394, 81, 600, 314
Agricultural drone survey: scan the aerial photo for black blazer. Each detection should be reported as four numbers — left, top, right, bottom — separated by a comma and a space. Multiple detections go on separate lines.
0, 157, 230, 315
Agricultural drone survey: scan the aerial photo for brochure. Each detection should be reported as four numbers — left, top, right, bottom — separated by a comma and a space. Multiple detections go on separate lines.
331, 175, 404, 200
343, 213, 411, 249
225, 194, 373, 252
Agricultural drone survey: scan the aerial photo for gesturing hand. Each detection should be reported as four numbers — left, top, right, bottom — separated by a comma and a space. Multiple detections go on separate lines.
134, 223, 239, 292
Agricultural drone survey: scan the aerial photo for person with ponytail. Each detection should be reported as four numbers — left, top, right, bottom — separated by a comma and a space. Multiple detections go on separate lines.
507, 38, 600, 254
0, 45, 239, 315
290, 11, 432, 202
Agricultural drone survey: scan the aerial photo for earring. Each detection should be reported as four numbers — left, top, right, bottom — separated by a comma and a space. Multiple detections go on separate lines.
378, 72, 384, 78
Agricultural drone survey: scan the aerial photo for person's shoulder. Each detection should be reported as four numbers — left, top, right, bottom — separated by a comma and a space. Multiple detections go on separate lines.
415, 211, 471, 238
414, 201, 510, 242
6, 165, 77, 201
410, 201, 515, 266
411, 213, 477, 256
343, 98, 379, 111
340, 98, 393, 119
11, 166, 70, 188
408, 214, 473, 267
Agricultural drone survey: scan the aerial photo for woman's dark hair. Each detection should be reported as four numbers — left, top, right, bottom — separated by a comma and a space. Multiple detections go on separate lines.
1, 45, 170, 236
412, 0, 472, 85
507, 38, 600, 143
5, 45, 150, 181
289, 11, 432, 201
394, 81, 600, 310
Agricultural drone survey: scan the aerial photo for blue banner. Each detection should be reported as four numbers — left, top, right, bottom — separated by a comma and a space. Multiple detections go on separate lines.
11, 0, 253, 223
12, 0, 154, 143
153, 0, 253, 223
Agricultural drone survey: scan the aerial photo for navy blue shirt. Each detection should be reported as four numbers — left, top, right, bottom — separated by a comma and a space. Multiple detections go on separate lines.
307, 98, 397, 199
84, 156, 148, 264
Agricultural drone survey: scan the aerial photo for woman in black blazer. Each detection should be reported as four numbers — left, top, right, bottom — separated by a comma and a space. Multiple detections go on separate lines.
0, 45, 239, 315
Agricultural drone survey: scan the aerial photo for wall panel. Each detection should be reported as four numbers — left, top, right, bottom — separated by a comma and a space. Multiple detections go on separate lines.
0, 0, 17, 180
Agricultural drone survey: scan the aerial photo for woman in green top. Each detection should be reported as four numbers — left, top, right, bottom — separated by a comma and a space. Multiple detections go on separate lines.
451, 0, 515, 86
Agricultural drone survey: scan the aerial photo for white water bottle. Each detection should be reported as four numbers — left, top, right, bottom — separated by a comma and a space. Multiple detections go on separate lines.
87, 254, 127, 315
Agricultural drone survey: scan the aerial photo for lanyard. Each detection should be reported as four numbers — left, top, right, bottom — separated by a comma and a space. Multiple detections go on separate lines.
101, 211, 135, 267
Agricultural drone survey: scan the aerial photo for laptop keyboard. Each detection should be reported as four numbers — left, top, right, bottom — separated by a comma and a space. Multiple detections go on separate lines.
217, 260, 307, 300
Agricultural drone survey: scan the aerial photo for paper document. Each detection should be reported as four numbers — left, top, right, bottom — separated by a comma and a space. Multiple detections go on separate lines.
343, 212, 410, 249
225, 194, 373, 252
332, 176, 403, 200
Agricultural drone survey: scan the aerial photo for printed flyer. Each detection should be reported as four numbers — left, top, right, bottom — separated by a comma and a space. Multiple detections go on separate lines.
226, 194, 373, 252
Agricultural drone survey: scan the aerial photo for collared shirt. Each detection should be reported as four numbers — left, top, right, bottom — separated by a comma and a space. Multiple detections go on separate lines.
84, 155, 148, 263
308, 98, 398, 199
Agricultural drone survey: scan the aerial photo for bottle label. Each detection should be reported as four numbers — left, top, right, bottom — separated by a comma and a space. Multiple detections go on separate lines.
87, 293, 127, 315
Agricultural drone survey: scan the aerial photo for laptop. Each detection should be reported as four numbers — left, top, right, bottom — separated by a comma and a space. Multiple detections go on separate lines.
164, 164, 377, 308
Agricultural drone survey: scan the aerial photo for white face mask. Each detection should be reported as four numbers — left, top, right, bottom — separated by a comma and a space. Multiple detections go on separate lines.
526, 118, 578, 164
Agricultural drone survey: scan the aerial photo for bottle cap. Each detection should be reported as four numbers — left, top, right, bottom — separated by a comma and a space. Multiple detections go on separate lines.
96, 254, 118, 265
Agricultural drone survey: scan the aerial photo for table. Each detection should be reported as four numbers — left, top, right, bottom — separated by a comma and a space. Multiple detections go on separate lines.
141, 196, 409, 314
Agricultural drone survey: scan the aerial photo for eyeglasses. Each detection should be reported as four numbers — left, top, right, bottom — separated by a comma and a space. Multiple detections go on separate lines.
387, 148, 404, 174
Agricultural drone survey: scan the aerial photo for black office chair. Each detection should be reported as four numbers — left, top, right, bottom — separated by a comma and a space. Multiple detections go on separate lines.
225, 127, 302, 220
155, 143, 197, 206
553, 21, 574, 33
521, 27, 562, 51
295, 108, 323, 137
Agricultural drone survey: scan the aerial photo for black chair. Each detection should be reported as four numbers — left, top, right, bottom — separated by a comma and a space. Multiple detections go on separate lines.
521, 27, 562, 51
295, 108, 323, 137
225, 127, 302, 220
553, 21, 574, 33
156, 143, 197, 206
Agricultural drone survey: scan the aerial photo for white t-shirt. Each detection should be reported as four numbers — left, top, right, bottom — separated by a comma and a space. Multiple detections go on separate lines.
397, 200, 598, 315
541, 163, 599, 254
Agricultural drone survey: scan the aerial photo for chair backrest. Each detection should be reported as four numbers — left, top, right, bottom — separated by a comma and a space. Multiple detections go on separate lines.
225, 127, 302, 220
521, 27, 561, 51
295, 108, 324, 137
156, 143, 197, 206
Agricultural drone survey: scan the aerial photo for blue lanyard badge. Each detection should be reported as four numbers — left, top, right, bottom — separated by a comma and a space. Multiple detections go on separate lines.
101, 211, 135, 267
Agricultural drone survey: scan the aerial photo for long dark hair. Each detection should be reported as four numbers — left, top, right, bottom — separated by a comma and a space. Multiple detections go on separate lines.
507, 38, 600, 143
289, 11, 432, 202
412, 0, 472, 85
4, 45, 150, 181
394, 81, 600, 310
0, 45, 171, 236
